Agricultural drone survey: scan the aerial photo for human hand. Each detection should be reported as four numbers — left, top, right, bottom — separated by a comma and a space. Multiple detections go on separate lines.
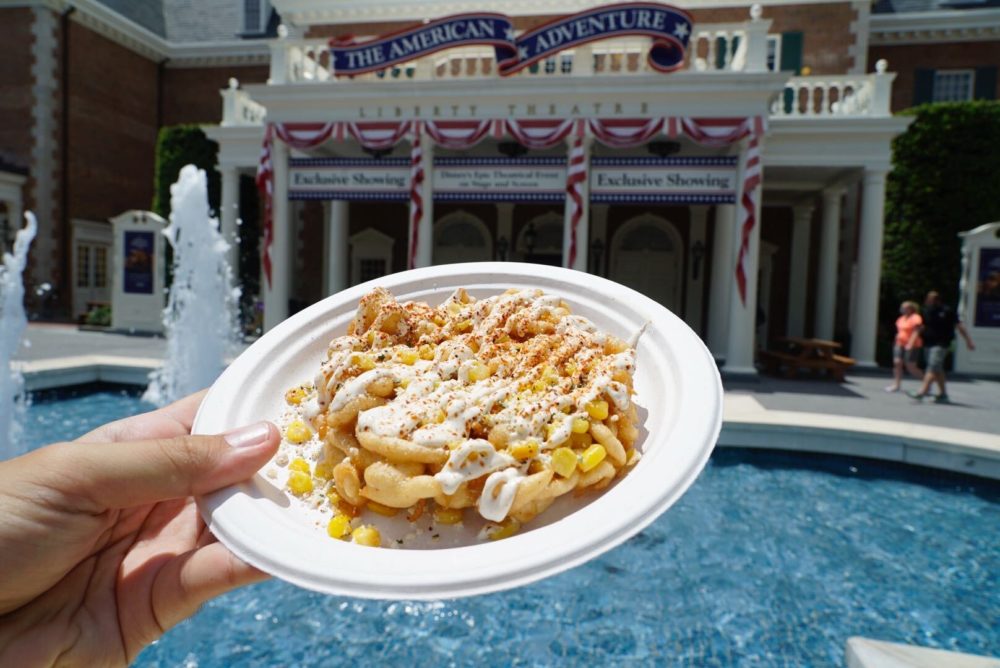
0, 391, 279, 667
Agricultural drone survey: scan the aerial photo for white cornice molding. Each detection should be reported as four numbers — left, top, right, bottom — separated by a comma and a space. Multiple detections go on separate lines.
272, 0, 857, 26
870, 9, 1000, 45
168, 41, 271, 68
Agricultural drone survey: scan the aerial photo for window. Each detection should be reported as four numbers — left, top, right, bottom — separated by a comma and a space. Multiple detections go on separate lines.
77, 245, 91, 288
243, 0, 270, 34
766, 35, 782, 73
359, 259, 386, 283
94, 246, 108, 288
932, 70, 974, 102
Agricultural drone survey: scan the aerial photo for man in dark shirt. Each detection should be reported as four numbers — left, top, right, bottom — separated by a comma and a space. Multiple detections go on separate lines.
908, 291, 975, 403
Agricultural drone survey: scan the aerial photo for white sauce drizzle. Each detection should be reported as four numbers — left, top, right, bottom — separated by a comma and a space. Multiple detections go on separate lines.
434, 440, 516, 495
478, 468, 523, 522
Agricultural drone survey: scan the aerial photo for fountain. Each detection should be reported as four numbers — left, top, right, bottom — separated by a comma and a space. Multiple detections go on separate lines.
143, 165, 240, 406
0, 212, 38, 459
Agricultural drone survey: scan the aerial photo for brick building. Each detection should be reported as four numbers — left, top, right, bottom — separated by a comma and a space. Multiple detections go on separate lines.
0, 0, 996, 374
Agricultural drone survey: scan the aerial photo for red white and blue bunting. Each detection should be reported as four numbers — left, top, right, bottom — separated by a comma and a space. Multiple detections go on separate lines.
329, 4, 692, 77
257, 116, 764, 297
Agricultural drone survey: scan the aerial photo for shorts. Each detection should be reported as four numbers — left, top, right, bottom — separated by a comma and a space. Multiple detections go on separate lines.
893, 345, 921, 365
926, 345, 948, 373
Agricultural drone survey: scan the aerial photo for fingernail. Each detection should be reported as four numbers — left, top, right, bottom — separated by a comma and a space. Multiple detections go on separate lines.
224, 422, 272, 449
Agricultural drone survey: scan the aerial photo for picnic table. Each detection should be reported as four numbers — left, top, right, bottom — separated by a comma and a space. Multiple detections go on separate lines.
758, 336, 856, 382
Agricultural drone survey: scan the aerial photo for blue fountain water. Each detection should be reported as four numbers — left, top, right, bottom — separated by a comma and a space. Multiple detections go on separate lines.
24, 389, 1000, 666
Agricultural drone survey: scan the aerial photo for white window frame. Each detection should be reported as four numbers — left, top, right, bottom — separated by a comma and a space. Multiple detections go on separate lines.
932, 69, 975, 103
766, 34, 782, 73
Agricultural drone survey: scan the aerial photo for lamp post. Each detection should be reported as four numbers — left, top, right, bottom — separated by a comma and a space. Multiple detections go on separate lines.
496, 235, 509, 261
690, 240, 706, 280
590, 237, 605, 276
524, 222, 537, 259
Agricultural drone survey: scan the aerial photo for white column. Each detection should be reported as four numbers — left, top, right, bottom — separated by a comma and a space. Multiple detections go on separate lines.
562, 136, 591, 271
414, 130, 434, 268
496, 202, 513, 259
815, 186, 845, 340
219, 165, 240, 275
786, 203, 814, 337
708, 204, 736, 357
263, 139, 290, 332
725, 140, 763, 375
685, 206, 709, 335
852, 168, 888, 367
325, 199, 349, 295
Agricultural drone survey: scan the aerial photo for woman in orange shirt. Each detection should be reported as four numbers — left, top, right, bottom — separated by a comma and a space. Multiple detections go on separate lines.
886, 300, 923, 392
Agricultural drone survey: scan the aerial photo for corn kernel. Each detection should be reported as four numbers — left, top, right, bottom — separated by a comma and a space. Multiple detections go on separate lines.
571, 417, 590, 434
564, 362, 578, 376
352, 525, 381, 547
352, 353, 376, 371
285, 420, 311, 444
432, 315, 446, 327
571, 431, 593, 448
467, 360, 489, 382
455, 319, 473, 332
398, 348, 418, 365
399, 377, 411, 389
510, 440, 539, 461
434, 408, 447, 424
434, 507, 464, 525
486, 518, 521, 541
551, 447, 579, 478
326, 489, 342, 506
288, 457, 310, 473
585, 400, 609, 421
285, 387, 306, 405
313, 460, 333, 480
542, 366, 559, 385
579, 444, 607, 472
327, 514, 351, 539
419, 344, 435, 360
286, 470, 314, 496
446, 302, 462, 315
366, 501, 399, 517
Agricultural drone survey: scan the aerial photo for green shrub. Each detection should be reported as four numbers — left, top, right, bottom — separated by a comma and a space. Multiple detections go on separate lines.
880, 101, 1000, 363
84, 304, 111, 327
152, 125, 221, 219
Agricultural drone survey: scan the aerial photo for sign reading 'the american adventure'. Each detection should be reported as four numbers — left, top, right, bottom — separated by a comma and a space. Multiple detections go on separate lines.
330, 3, 692, 76
289, 157, 737, 204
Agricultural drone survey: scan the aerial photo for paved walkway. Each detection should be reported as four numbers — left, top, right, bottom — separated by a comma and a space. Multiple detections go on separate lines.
18, 324, 998, 436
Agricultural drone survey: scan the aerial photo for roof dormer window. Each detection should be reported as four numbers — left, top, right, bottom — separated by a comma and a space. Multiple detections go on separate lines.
243, 0, 270, 35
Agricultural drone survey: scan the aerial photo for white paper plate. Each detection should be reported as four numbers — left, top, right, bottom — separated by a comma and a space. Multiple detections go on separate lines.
194, 262, 721, 600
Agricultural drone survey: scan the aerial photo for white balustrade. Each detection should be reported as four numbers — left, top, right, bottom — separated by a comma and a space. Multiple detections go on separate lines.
220, 78, 267, 127
771, 61, 894, 118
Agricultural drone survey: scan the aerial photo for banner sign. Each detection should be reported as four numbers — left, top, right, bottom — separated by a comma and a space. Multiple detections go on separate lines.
433, 157, 566, 202
974, 247, 1000, 328
289, 158, 410, 201
330, 3, 692, 77
288, 156, 735, 204
123, 231, 154, 294
590, 156, 737, 204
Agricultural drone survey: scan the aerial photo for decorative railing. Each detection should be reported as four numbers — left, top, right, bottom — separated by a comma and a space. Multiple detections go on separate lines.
770, 60, 894, 118
220, 78, 267, 126
267, 10, 773, 84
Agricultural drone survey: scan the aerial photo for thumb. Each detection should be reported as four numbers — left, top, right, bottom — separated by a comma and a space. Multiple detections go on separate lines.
40, 422, 280, 511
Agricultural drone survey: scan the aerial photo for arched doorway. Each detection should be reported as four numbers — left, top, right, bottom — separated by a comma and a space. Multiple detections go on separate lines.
517, 212, 562, 266
433, 211, 492, 265
610, 214, 683, 312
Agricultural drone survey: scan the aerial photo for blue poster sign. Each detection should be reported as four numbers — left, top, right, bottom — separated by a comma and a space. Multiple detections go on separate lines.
974, 247, 1000, 327
330, 3, 692, 76
123, 231, 154, 294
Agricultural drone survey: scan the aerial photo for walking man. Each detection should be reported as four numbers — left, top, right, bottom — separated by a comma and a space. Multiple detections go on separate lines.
908, 290, 975, 403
